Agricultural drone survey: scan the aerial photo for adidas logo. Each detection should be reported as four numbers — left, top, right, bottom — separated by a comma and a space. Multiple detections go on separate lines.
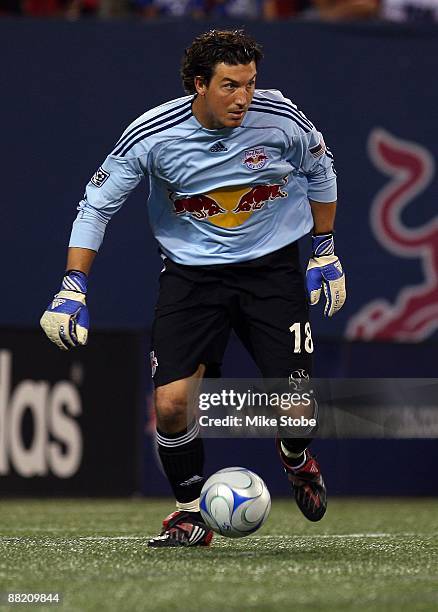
179, 475, 204, 487
210, 141, 227, 153
51, 298, 66, 309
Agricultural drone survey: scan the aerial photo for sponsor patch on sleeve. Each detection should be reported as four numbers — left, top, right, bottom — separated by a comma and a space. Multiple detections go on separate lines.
309, 137, 326, 158
90, 167, 110, 188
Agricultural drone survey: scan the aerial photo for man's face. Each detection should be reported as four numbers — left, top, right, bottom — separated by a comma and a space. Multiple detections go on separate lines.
193, 61, 257, 130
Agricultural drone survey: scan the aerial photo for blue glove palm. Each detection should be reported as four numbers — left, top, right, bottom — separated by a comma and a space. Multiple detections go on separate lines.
306, 233, 346, 317
40, 270, 89, 350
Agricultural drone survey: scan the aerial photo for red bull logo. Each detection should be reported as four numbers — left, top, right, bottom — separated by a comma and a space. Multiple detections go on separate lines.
233, 180, 288, 213
169, 176, 288, 229
243, 147, 268, 170
346, 128, 437, 341
170, 193, 226, 220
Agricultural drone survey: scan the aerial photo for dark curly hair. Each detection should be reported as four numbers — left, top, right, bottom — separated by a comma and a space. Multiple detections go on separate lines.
181, 29, 264, 94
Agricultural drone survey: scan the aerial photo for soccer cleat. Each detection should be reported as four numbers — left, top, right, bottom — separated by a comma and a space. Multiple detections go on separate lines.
147, 510, 213, 548
276, 440, 327, 522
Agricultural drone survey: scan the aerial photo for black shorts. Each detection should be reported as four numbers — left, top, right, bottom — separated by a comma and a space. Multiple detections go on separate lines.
150, 242, 313, 387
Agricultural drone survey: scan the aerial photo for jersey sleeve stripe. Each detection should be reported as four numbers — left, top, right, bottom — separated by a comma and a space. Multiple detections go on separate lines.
247, 106, 312, 134
116, 112, 193, 157
252, 95, 314, 128
112, 100, 192, 154
252, 96, 314, 130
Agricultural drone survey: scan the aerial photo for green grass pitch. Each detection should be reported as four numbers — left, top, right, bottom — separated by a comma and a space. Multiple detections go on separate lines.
0, 498, 437, 611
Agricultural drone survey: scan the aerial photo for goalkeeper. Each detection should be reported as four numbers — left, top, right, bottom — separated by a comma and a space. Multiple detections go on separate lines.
41, 29, 346, 547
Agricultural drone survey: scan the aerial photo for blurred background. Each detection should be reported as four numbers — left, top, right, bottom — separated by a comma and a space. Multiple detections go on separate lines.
1, 1, 437, 499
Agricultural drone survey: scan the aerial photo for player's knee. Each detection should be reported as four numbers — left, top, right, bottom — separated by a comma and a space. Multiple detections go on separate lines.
155, 390, 188, 426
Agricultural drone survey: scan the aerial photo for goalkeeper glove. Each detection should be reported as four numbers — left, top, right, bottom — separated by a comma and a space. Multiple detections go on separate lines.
40, 270, 89, 350
306, 233, 346, 317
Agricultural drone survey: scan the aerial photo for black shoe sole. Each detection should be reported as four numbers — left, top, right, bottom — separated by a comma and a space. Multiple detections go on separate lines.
148, 540, 187, 547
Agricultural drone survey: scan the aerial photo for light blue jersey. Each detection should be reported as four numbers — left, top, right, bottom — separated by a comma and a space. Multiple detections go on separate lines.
69, 89, 337, 265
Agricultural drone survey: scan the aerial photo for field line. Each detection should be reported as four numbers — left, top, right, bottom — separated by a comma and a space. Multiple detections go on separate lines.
0, 532, 435, 542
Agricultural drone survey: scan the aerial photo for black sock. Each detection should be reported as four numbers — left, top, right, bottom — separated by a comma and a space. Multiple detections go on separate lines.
156, 421, 205, 506
280, 437, 311, 466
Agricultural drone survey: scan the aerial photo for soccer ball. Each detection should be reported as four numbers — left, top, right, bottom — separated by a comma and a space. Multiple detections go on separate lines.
200, 467, 271, 538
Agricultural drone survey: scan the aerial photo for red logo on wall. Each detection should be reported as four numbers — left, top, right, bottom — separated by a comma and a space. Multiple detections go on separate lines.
347, 128, 437, 341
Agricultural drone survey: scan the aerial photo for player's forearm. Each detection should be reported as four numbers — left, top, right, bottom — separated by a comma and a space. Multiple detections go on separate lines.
309, 200, 337, 234
66, 247, 97, 275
